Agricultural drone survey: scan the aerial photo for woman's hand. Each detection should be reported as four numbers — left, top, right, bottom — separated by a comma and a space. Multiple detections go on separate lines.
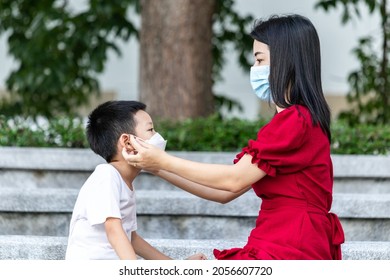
122, 135, 167, 171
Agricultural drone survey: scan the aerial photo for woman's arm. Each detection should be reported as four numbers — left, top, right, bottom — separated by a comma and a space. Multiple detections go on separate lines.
160, 154, 264, 192
153, 169, 252, 204
105, 217, 137, 260
124, 136, 266, 193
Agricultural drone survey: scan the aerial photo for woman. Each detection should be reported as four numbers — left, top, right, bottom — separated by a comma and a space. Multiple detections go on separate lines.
123, 14, 345, 260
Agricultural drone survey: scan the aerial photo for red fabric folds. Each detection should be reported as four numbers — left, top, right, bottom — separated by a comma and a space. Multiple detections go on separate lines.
212, 105, 344, 260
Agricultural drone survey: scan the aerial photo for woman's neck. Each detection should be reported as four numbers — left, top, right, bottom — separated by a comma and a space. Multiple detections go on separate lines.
276, 105, 285, 113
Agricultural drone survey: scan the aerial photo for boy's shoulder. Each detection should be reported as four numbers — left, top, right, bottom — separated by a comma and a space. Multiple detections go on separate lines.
83, 163, 123, 190
87, 163, 118, 181
94, 163, 113, 171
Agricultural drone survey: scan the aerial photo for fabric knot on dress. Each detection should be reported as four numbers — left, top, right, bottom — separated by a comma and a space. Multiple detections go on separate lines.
327, 212, 345, 260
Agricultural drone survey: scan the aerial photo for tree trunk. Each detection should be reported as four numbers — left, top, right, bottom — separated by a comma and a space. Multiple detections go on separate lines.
139, 0, 215, 121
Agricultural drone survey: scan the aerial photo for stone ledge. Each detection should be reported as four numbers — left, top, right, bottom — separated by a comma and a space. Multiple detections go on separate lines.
2, 170, 390, 193
0, 235, 389, 260
1, 189, 390, 241
1, 147, 389, 178
1, 188, 390, 219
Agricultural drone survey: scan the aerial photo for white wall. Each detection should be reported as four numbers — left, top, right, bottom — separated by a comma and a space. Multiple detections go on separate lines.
0, 0, 380, 119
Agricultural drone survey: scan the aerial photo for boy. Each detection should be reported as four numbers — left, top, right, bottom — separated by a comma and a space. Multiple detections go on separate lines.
65, 100, 206, 260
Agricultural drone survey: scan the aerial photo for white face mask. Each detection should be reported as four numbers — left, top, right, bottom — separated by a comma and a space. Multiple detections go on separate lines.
145, 132, 167, 150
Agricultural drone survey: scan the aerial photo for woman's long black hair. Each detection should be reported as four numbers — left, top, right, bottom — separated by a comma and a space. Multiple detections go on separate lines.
250, 14, 331, 141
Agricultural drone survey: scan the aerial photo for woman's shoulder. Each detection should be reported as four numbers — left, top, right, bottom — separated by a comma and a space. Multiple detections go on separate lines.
255, 105, 311, 143
270, 104, 311, 127
277, 104, 310, 117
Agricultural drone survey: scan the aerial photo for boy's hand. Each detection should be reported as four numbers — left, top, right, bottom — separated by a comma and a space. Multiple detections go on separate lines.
185, 253, 207, 260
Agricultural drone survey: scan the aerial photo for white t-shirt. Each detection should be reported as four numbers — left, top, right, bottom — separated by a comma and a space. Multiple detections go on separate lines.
65, 164, 137, 260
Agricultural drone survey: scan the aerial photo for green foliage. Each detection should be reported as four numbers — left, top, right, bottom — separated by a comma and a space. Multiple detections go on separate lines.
315, 0, 378, 23
1, 114, 389, 155
211, 0, 254, 115
0, 0, 138, 118
315, 0, 390, 125
214, 94, 244, 117
331, 120, 390, 155
0, 0, 254, 118
0, 115, 88, 148
156, 114, 265, 151
213, 0, 254, 82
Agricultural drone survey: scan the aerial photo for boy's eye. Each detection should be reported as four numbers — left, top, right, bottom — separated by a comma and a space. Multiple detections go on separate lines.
148, 128, 154, 132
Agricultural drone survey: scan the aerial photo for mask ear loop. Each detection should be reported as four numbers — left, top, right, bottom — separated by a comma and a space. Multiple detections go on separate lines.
125, 134, 136, 151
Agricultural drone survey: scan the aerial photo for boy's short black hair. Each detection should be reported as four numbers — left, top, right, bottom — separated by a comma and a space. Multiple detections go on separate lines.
86, 100, 146, 162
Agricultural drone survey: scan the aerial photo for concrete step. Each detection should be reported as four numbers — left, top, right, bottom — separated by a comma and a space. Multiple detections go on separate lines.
2, 147, 390, 178
1, 147, 390, 193
0, 235, 389, 260
1, 188, 390, 241
1, 169, 390, 194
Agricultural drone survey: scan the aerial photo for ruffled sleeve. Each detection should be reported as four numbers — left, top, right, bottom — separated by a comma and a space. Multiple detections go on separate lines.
234, 105, 311, 176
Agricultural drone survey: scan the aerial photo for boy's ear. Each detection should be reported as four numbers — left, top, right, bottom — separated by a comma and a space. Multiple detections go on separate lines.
120, 134, 134, 151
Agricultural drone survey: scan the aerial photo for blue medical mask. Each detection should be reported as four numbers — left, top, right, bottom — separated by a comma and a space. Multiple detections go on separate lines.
250, 65, 271, 101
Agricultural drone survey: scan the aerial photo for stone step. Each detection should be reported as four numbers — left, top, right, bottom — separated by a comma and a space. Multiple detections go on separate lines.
0, 147, 390, 193
2, 170, 390, 194
0, 235, 389, 260
1, 172, 390, 195
1, 147, 389, 193
1, 147, 390, 178
1, 188, 390, 241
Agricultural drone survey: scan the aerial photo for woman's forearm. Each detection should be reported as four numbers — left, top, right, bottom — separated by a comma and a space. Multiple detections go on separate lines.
126, 137, 266, 192
154, 170, 250, 203
161, 153, 265, 192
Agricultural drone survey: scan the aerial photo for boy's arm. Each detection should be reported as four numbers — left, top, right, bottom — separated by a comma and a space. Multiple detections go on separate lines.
105, 217, 137, 260
131, 231, 172, 260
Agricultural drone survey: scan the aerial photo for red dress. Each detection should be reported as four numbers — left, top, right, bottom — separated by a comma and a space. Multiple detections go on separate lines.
213, 105, 345, 260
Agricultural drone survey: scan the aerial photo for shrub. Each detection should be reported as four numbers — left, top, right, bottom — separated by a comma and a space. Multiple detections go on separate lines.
330, 120, 390, 155
156, 114, 267, 152
0, 115, 88, 148
0, 114, 389, 155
